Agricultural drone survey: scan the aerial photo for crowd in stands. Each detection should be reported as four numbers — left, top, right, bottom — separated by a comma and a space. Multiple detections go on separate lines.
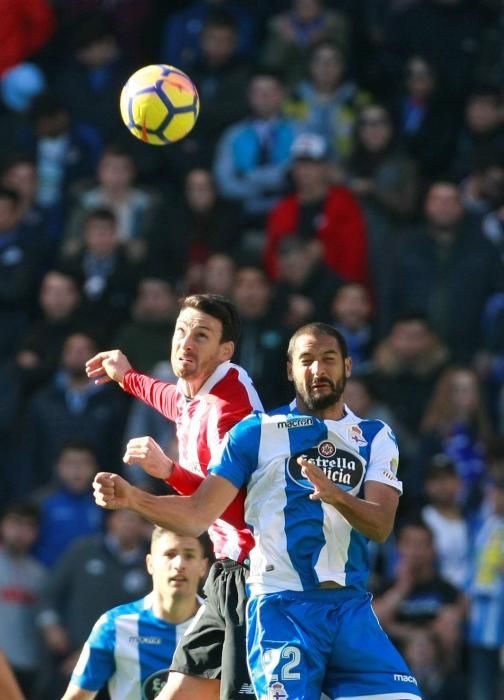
0, 1, 503, 698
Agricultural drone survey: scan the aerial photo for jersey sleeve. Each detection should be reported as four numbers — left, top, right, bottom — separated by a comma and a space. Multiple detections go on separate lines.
123, 369, 178, 421
208, 414, 261, 490
70, 613, 116, 691
364, 423, 403, 493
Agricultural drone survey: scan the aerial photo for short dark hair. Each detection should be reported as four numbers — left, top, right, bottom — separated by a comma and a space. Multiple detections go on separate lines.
287, 322, 349, 361
1, 501, 40, 525
396, 518, 434, 543
84, 206, 117, 227
0, 187, 20, 207
150, 525, 208, 557
204, 9, 237, 33
57, 439, 98, 460
179, 294, 241, 344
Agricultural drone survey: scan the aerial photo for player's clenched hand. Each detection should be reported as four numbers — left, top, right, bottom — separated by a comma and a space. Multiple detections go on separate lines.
123, 436, 174, 480
85, 349, 132, 387
298, 457, 341, 505
93, 472, 134, 510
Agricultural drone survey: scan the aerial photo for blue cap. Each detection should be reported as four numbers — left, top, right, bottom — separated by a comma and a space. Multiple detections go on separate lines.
1, 63, 47, 112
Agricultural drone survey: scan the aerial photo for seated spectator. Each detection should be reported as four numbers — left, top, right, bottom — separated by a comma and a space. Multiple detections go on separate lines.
417, 366, 495, 512
421, 455, 470, 590
32, 440, 104, 568
232, 264, 291, 409
113, 276, 178, 374
474, 292, 504, 426
151, 168, 243, 285
213, 69, 298, 229
13, 332, 129, 493
285, 40, 368, 163
467, 475, 504, 700
402, 629, 468, 700
62, 527, 209, 700
160, 0, 256, 71
345, 103, 418, 304
0, 502, 48, 698
392, 53, 456, 180
185, 11, 252, 167
0, 187, 45, 362
383, 180, 504, 362
260, 1, 349, 89
264, 132, 371, 287
37, 510, 151, 699
274, 236, 342, 329
451, 86, 504, 182
53, 11, 132, 144
373, 519, 466, 659
16, 268, 83, 392
196, 252, 236, 298
459, 148, 504, 218
62, 207, 139, 337
63, 143, 159, 262
370, 312, 449, 435
329, 282, 374, 373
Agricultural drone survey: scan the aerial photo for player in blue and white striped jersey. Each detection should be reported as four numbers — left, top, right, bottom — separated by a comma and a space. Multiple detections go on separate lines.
93, 322, 422, 700
61, 527, 208, 700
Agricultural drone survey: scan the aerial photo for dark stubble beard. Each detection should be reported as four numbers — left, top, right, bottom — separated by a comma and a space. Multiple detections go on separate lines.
300, 375, 347, 411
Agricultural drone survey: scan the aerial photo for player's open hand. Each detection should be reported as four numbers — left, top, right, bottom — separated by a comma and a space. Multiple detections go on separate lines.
93, 472, 134, 510
298, 457, 340, 505
123, 436, 174, 480
85, 349, 132, 387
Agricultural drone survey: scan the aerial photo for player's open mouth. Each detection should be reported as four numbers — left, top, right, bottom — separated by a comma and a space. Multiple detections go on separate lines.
170, 576, 187, 584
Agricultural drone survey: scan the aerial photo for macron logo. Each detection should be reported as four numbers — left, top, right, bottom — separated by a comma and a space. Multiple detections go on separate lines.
394, 674, 417, 685
277, 418, 314, 429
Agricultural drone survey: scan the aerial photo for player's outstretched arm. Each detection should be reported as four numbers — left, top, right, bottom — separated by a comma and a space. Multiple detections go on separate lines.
85, 350, 132, 388
299, 458, 400, 543
93, 472, 239, 536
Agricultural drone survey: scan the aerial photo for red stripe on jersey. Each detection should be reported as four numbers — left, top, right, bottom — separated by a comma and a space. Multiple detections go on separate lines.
123, 363, 262, 562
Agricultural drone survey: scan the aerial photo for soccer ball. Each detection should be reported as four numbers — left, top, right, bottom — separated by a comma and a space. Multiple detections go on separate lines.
119, 64, 199, 145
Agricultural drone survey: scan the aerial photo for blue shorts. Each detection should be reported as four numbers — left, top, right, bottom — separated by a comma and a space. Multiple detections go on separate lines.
246, 588, 422, 700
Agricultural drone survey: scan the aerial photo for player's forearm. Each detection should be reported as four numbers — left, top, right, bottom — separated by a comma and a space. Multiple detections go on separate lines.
326, 489, 394, 542
128, 487, 208, 536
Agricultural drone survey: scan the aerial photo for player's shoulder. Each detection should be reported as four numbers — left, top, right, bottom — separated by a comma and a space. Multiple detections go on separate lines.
210, 363, 263, 412
99, 594, 151, 626
340, 407, 396, 444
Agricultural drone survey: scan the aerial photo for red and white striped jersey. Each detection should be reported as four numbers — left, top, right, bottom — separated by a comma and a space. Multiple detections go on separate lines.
123, 361, 263, 563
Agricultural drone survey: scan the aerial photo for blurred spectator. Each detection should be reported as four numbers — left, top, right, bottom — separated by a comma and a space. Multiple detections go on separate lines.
113, 276, 178, 374
261, 1, 349, 89
213, 69, 298, 229
383, 180, 504, 362
31, 440, 104, 568
381, 0, 488, 103
62, 528, 208, 700
373, 519, 465, 659
285, 41, 368, 163
151, 168, 243, 285
467, 476, 504, 700
421, 455, 470, 590
63, 143, 159, 262
329, 282, 374, 373
232, 264, 291, 409
0, 360, 22, 508
0, 187, 45, 362
187, 11, 252, 167
0, 502, 47, 698
274, 236, 342, 328
62, 207, 139, 337
370, 312, 449, 436
265, 132, 371, 286
52, 11, 131, 143
345, 103, 418, 305
197, 252, 236, 298
27, 93, 101, 225
0, 0, 55, 75
15, 268, 83, 392
475, 292, 504, 427
451, 87, 504, 182
417, 366, 495, 512
459, 149, 504, 218
14, 332, 129, 492
37, 510, 150, 699
392, 54, 456, 180
402, 628, 468, 700
160, 0, 256, 71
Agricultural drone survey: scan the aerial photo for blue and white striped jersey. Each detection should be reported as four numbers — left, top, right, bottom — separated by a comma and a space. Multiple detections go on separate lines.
70, 593, 199, 700
210, 406, 401, 595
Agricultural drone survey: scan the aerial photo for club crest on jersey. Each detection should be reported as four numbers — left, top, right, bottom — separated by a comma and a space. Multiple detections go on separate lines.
268, 681, 288, 699
348, 425, 367, 446
142, 668, 168, 699
287, 446, 364, 492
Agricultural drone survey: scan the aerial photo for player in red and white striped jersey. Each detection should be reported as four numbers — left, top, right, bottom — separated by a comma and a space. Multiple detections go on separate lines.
85, 294, 263, 700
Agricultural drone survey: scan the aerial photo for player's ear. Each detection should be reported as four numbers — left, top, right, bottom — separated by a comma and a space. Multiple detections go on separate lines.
344, 357, 352, 378
220, 340, 234, 362
287, 360, 293, 381
146, 553, 153, 575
